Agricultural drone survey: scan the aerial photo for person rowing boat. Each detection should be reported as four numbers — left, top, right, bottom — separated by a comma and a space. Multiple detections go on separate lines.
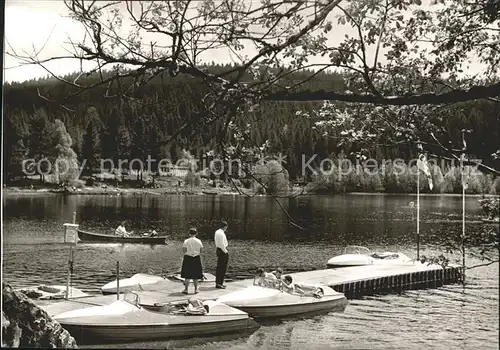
115, 221, 133, 237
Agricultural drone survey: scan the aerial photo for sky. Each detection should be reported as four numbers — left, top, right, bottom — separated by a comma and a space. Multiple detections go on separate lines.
4, 0, 372, 82
4, 0, 85, 82
4, 0, 347, 83
3, 0, 487, 84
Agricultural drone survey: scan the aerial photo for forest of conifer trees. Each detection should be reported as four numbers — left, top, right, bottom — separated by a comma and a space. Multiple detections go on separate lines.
3, 64, 500, 194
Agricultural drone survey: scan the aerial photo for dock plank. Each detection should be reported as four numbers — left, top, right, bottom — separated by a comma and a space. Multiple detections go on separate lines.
288, 262, 458, 285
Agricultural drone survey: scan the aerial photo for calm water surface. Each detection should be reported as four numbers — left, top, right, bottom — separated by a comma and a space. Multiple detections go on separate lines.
2, 193, 499, 349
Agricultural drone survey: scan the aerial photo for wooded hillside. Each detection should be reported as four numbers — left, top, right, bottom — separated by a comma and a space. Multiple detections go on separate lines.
3, 64, 499, 193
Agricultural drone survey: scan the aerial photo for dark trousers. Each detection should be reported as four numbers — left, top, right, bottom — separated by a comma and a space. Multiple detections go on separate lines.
215, 248, 229, 286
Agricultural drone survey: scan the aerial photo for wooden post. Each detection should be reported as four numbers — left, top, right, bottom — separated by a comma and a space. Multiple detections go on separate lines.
117, 261, 120, 300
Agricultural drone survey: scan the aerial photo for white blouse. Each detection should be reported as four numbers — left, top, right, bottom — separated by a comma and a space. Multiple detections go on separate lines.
183, 237, 203, 257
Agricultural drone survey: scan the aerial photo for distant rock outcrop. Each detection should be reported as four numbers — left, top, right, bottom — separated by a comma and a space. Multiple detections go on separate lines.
2, 283, 78, 348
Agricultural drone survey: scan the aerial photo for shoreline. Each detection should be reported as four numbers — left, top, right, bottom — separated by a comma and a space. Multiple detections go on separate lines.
2, 186, 498, 198
1, 186, 245, 197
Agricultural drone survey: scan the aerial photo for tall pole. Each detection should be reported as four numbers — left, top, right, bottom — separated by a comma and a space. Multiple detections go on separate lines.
117, 261, 120, 300
461, 155, 466, 283
66, 247, 72, 299
65, 212, 77, 299
417, 169, 420, 260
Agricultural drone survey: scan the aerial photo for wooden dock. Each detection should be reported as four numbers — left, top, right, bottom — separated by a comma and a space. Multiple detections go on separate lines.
287, 263, 463, 299
35, 262, 462, 317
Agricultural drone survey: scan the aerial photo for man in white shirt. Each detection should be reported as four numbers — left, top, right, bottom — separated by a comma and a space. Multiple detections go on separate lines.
214, 220, 229, 289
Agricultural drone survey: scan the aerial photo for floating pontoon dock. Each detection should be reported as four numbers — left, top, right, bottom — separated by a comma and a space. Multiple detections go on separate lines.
35, 262, 462, 317
283, 263, 462, 299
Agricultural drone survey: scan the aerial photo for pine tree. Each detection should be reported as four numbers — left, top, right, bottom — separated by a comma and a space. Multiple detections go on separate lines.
27, 109, 50, 182
51, 119, 80, 186
82, 118, 102, 176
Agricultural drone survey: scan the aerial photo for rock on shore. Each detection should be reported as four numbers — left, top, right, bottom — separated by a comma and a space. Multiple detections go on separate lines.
2, 283, 77, 348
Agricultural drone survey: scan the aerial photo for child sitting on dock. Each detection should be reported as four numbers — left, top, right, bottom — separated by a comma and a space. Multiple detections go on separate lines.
281, 275, 324, 298
254, 268, 278, 288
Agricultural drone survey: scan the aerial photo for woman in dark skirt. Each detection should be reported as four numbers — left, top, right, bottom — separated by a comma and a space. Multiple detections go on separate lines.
181, 228, 204, 294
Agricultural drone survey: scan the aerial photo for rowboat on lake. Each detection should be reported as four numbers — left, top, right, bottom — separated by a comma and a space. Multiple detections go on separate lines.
216, 284, 348, 318
202, 190, 219, 195
77, 229, 168, 244
53, 292, 260, 344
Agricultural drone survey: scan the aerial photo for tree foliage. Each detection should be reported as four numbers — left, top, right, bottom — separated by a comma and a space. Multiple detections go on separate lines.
479, 197, 500, 219
51, 119, 80, 185
253, 160, 291, 195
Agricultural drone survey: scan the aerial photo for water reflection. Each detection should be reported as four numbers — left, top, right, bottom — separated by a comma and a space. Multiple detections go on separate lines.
80, 328, 260, 349
3, 193, 488, 245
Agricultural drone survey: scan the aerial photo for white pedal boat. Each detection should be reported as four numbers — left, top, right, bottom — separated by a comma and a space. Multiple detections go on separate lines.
54, 292, 259, 343
217, 284, 347, 318
16, 285, 89, 300
327, 246, 415, 267
101, 272, 216, 294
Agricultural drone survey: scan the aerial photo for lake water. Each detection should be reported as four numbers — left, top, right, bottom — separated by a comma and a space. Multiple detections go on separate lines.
2, 193, 499, 349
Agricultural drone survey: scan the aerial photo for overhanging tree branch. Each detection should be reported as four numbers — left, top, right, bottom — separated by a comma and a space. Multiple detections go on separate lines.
264, 81, 500, 105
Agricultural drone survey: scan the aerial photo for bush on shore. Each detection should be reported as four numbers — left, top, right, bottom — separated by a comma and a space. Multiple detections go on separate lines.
307, 163, 499, 195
